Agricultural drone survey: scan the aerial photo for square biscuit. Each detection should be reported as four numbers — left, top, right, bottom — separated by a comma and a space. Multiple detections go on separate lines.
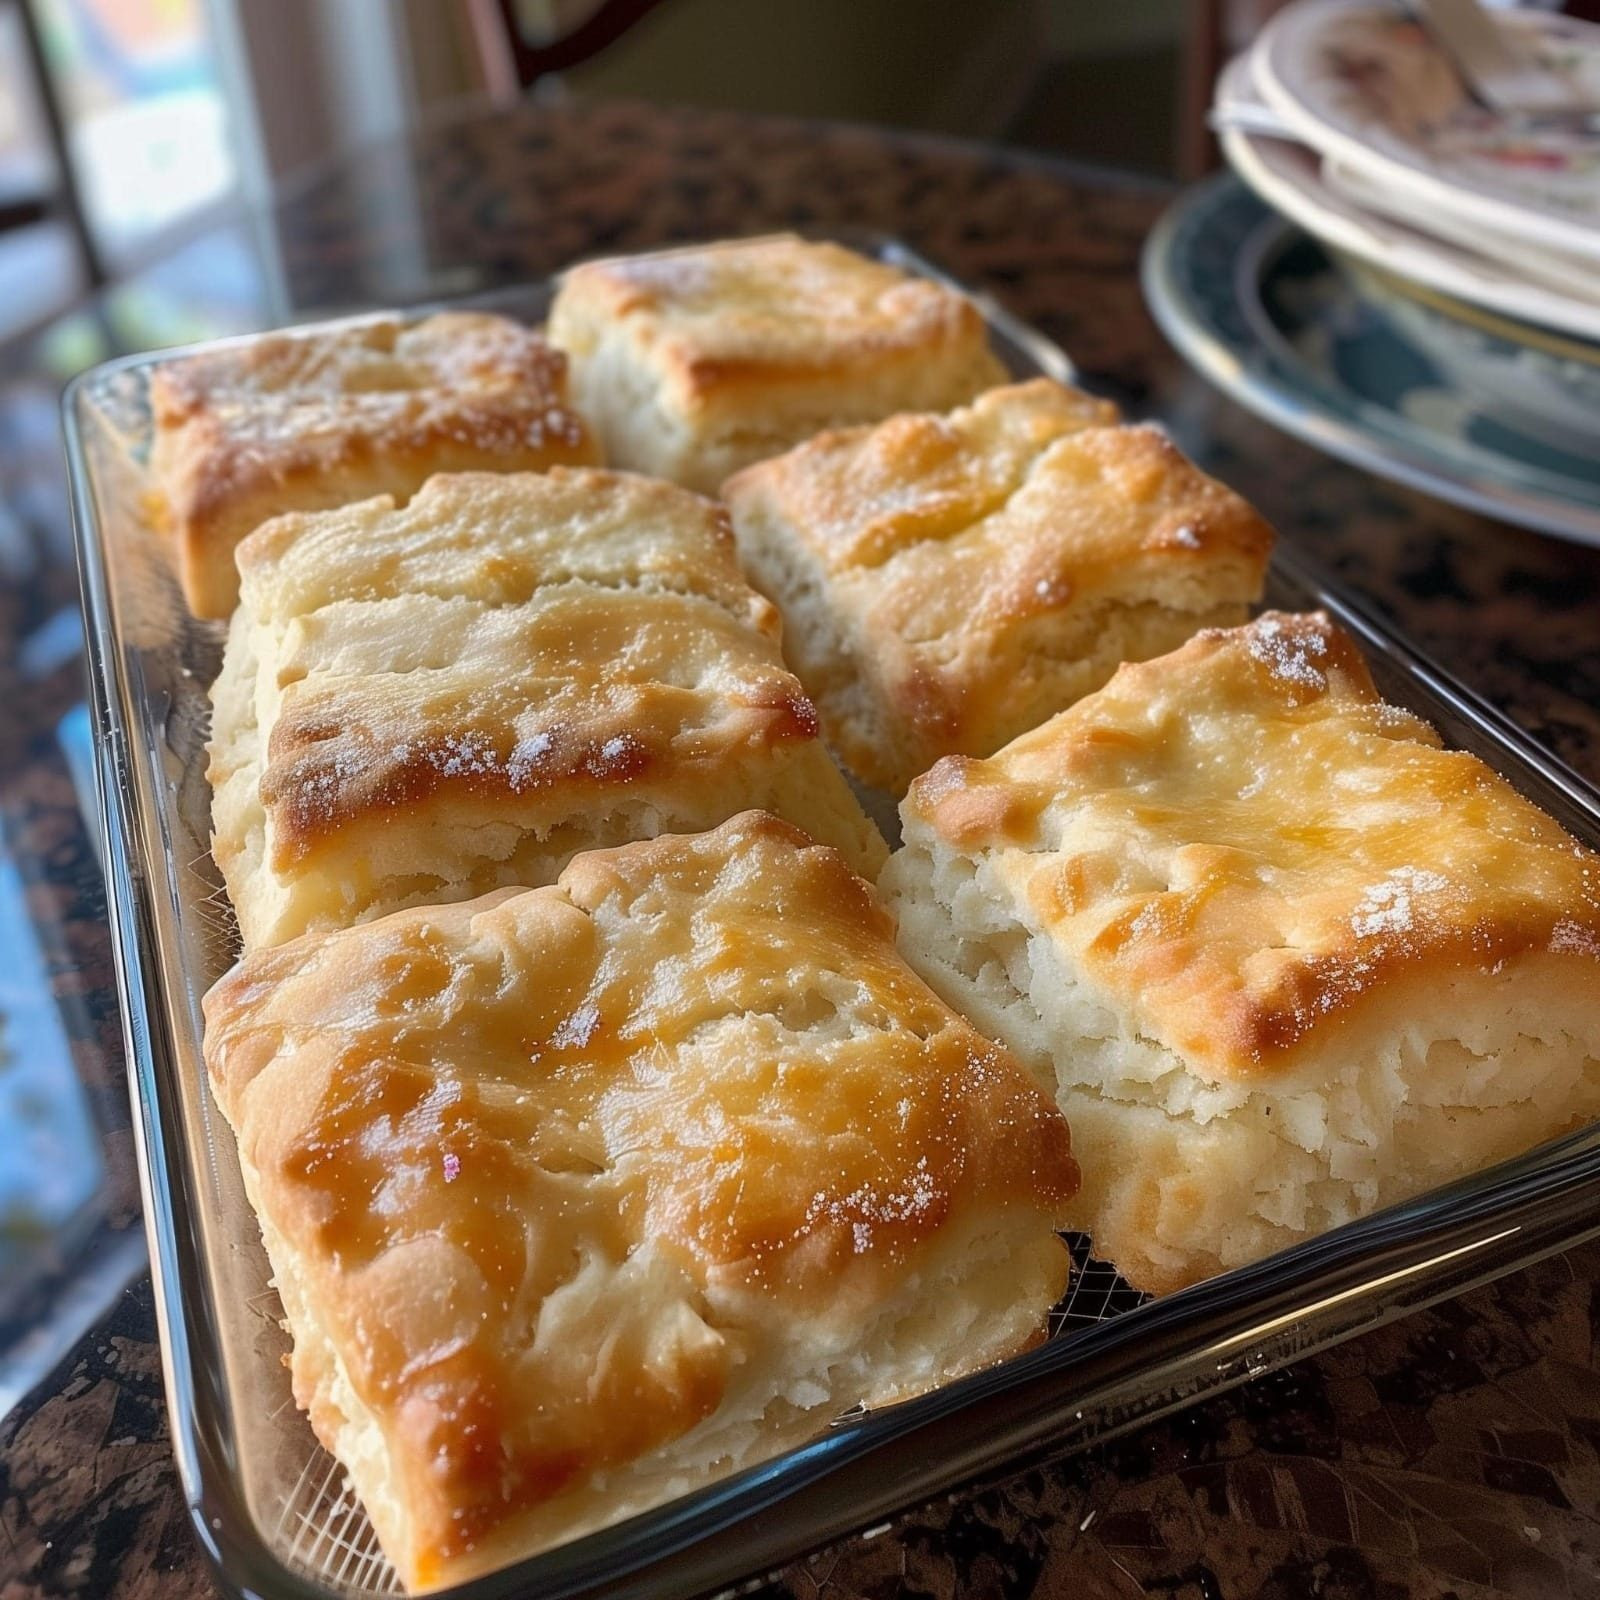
724, 379, 1275, 794
546, 234, 1007, 493
208, 468, 886, 950
882, 612, 1600, 1294
150, 311, 599, 618
202, 812, 1077, 1592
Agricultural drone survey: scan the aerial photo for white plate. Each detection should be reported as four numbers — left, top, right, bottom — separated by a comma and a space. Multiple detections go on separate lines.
1256, 0, 1600, 266
1320, 157, 1600, 303
1217, 56, 1600, 342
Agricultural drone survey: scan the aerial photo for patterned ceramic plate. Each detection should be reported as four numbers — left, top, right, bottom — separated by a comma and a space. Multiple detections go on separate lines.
1256, 0, 1600, 266
1217, 54, 1600, 342
1143, 175, 1600, 549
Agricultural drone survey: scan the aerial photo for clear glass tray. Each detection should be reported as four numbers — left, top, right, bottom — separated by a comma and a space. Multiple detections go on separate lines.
64, 237, 1600, 1600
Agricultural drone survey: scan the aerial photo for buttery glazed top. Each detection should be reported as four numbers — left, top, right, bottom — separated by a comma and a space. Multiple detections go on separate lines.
230, 470, 819, 862
548, 234, 998, 416
725, 382, 1274, 779
904, 612, 1600, 1077
725, 379, 1122, 575
202, 813, 1076, 1584
150, 312, 593, 513
728, 384, 1274, 601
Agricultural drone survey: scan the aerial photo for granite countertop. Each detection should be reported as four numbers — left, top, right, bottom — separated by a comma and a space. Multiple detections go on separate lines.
2, 98, 1599, 1600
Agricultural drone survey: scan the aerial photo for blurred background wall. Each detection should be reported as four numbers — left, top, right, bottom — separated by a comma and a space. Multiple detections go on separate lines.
217, 0, 1202, 181
485, 0, 1189, 173
0, 0, 1219, 345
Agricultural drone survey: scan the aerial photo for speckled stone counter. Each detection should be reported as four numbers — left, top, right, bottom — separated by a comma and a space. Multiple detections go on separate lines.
3, 99, 1599, 1600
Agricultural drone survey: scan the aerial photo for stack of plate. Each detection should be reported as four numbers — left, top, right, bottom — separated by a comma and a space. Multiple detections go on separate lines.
1143, 0, 1600, 545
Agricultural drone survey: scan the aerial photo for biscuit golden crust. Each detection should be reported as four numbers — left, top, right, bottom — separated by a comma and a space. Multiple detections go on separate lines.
203, 813, 1076, 1591
209, 469, 885, 950
885, 612, 1600, 1293
904, 611, 1600, 1077
726, 377, 1122, 574
548, 235, 1007, 492
150, 312, 599, 618
557, 236, 992, 413
725, 381, 1275, 793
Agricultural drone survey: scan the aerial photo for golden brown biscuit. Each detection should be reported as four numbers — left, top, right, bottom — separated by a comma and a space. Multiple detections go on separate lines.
150, 312, 599, 618
724, 381, 1274, 794
202, 812, 1077, 1593
546, 234, 1007, 493
208, 468, 886, 949
882, 611, 1600, 1293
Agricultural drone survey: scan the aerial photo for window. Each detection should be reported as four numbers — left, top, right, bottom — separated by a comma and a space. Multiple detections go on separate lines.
30, 0, 235, 261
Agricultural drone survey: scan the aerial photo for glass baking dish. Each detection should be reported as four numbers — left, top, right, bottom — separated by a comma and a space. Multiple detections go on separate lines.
65, 237, 1600, 1600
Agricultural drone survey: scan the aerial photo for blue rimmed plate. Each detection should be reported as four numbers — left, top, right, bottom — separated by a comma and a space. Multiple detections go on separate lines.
1143, 174, 1600, 549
